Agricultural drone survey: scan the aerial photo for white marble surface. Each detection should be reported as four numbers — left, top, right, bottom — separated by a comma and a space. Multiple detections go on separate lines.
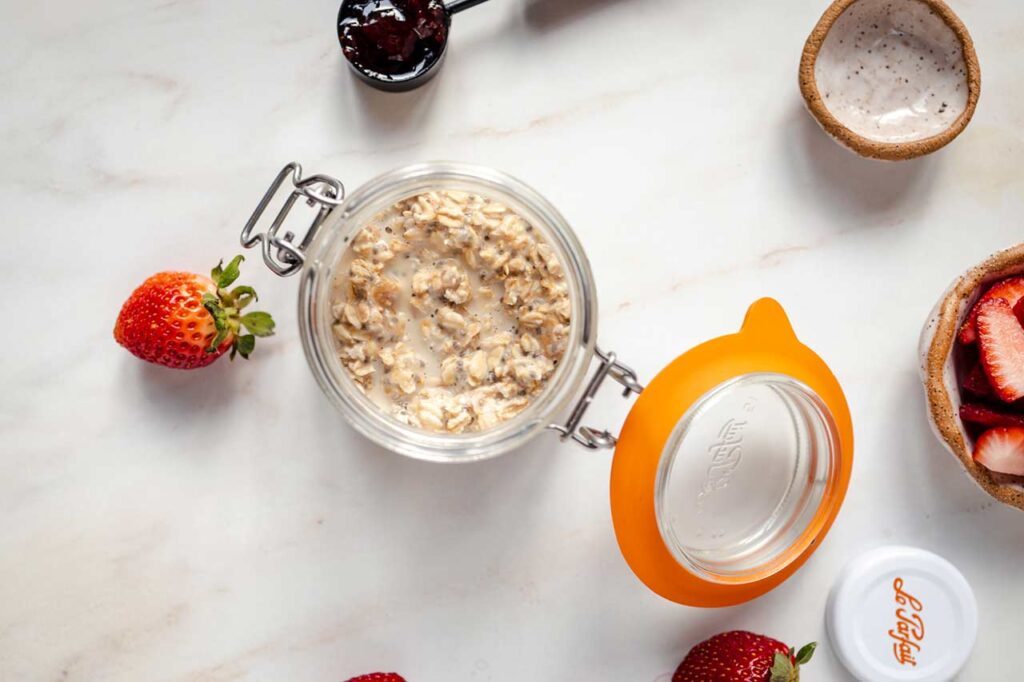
2, 0, 1024, 680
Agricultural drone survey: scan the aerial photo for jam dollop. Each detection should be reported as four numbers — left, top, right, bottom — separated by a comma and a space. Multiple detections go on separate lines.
338, 0, 450, 79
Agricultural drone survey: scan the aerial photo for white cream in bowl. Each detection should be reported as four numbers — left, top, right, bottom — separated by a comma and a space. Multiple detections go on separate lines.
814, 0, 969, 143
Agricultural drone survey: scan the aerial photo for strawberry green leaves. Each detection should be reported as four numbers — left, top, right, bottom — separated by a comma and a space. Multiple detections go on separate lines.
240, 311, 275, 337
232, 334, 256, 360
230, 285, 258, 309
769, 643, 816, 682
202, 292, 232, 352
211, 255, 244, 289
794, 643, 816, 665
769, 653, 796, 682
203, 256, 276, 359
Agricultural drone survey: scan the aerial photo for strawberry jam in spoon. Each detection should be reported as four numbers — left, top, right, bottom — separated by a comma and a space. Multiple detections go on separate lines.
338, 0, 489, 91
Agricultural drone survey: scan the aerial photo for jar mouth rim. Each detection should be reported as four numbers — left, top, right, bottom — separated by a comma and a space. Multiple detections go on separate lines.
654, 372, 842, 584
297, 162, 599, 462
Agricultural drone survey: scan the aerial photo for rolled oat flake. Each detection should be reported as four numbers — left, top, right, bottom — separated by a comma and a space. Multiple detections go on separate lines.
826, 546, 977, 682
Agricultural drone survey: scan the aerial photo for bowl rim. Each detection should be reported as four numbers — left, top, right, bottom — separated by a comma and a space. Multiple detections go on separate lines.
799, 0, 981, 161
924, 243, 1024, 510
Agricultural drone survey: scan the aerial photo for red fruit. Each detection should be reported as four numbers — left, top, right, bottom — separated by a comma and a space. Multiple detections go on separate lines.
959, 276, 1024, 344
673, 631, 815, 682
114, 256, 275, 370
959, 403, 1024, 429
1014, 298, 1024, 327
345, 675, 406, 682
973, 427, 1024, 475
961, 363, 996, 399
976, 298, 1024, 402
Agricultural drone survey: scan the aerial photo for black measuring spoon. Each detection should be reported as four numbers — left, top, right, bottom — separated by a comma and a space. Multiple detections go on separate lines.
338, 0, 491, 92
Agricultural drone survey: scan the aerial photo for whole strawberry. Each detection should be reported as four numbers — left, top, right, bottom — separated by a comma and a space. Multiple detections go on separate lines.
345, 675, 406, 682
114, 255, 274, 369
673, 631, 815, 682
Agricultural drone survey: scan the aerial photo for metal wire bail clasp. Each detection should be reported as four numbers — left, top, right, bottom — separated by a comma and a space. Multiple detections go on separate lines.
240, 162, 346, 276
548, 347, 643, 449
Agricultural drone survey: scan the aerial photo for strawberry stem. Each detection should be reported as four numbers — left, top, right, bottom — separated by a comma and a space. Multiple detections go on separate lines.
769, 643, 815, 682
203, 256, 275, 359
794, 642, 816, 665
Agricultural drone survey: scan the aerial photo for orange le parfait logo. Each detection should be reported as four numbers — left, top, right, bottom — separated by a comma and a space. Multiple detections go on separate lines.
889, 577, 925, 666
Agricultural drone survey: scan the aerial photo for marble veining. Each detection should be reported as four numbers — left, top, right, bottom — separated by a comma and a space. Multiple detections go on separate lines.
1, 0, 1023, 681
815, 0, 969, 142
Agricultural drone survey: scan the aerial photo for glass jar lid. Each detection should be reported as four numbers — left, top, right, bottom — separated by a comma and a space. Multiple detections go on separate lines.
610, 298, 854, 607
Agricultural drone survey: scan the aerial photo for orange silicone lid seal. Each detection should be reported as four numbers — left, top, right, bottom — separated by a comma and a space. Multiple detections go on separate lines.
609, 298, 854, 607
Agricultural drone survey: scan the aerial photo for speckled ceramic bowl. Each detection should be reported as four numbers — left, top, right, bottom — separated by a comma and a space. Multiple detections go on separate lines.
800, 0, 980, 160
920, 244, 1024, 511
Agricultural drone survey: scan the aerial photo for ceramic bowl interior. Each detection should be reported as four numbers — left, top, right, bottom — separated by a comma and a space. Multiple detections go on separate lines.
800, 0, 980, 160
920, 244, 1024, 510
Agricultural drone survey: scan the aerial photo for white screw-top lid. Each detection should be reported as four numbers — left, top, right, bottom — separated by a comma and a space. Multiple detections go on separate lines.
826, 546, 977, 682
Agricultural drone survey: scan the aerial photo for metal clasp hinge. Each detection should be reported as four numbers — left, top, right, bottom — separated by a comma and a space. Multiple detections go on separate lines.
240, 162, 345, 277
548, 347, 643, 450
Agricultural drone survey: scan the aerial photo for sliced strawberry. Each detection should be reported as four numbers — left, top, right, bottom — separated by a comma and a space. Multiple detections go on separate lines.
974, 427, 1024, 475
961, 363, 996, 399
959, 276, 1024, 344
1015, 297, 1024, 328
976, 298, 1024, 402
960, 322, 976, 345
960, 403, 1024, 429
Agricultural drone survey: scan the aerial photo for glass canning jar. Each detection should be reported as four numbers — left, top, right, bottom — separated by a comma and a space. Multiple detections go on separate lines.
242, 161, 614, 462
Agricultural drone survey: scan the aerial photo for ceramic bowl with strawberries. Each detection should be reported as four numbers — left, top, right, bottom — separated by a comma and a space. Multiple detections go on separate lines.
921, 243, 1024, 510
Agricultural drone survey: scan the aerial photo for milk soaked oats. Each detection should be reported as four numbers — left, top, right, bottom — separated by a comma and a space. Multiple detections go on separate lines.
330, 190, 571, 433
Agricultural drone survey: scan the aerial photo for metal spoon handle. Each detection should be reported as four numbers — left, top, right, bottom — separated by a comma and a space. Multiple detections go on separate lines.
446, 0, 491, 15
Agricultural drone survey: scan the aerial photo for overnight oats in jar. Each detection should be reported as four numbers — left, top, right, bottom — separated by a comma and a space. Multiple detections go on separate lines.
276, 162, 599, 463
329, 190, 571, 434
